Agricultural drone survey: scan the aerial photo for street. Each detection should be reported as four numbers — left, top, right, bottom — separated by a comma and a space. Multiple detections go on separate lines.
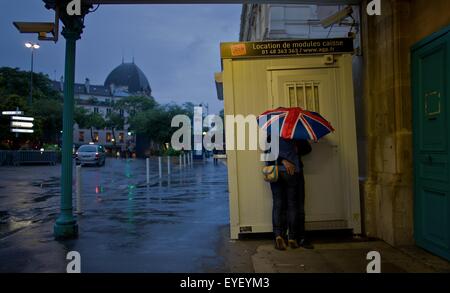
0, 157, 231, 272
1, 158, 450, 273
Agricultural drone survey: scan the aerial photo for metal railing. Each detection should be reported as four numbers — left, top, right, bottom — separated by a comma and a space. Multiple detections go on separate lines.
0, 150, 59, 166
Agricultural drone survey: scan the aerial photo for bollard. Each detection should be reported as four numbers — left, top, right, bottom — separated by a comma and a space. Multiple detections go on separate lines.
167, 156, 171, 175
76, 165, 82, 214
179, 154, 182, 169
158, 156, 162, 178
146, 157, 150, 184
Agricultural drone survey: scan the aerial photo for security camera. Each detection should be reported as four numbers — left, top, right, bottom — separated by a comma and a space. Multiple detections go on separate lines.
13, 22, 57, 41
13, 21, 54, 34
13, 5, 60, 42
320, 6, 353, 28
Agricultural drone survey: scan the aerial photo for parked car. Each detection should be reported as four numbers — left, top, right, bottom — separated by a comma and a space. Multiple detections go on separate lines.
75, 144, 106, 166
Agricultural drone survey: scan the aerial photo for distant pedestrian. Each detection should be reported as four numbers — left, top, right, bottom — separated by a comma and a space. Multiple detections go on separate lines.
213, 148, 218, 165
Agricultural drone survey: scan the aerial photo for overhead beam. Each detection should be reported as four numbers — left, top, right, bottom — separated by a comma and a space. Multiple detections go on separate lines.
83, 0, 362, 5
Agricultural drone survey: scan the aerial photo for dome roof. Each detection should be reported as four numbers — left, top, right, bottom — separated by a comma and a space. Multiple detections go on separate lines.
104, 62, 151, 95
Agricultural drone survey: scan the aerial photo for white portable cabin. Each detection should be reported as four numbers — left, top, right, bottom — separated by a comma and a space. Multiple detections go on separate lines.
220, 38, 361, 239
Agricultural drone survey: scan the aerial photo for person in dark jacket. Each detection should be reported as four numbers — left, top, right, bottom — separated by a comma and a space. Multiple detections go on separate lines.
269, 137, 312, 250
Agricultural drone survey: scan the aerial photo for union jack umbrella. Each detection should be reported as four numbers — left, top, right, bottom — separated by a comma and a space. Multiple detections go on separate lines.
257, 107, 334, 141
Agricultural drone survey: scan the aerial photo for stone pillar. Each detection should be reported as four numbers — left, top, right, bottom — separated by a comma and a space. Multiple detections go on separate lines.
360, 0, 414, 246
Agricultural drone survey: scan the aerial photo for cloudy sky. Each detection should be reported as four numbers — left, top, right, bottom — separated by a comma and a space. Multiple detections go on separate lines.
0, 1, 242, 114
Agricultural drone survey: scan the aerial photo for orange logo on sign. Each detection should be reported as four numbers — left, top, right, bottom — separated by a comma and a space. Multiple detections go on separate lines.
230, 44, 247, 56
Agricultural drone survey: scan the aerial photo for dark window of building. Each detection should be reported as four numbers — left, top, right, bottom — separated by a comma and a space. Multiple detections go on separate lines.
119, 132, 124, 143
119, 109, 124, 117
94, 107, 99, 114
79, 131, 84, 142
107, 108, 112, 115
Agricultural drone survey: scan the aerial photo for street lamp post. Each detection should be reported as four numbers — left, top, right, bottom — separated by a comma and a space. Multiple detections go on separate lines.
50, 4, 91, 240
25, 42, 40, 106
14, 0, 92, 241
53, 24, 82, 240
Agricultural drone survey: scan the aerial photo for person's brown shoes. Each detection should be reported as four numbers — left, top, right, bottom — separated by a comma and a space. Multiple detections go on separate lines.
275, 236, 287, 250
288, 239, 299, 249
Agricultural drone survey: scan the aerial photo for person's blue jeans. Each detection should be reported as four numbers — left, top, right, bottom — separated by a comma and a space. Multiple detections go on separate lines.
270, 170, 301, 240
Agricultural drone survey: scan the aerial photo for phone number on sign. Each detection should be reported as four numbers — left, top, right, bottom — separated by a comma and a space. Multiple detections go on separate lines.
261, 48, 300, 55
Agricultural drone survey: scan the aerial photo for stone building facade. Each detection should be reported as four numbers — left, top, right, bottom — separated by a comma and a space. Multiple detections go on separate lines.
240, 3, 360, 41
53, 61, 152, 151
360, 0, 449, 246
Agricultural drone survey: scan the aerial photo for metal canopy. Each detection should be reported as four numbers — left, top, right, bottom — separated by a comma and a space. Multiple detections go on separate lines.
83, 0, 362, 4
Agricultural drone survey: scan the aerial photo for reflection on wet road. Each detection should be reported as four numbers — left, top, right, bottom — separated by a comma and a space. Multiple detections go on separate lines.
0, 158, 230, 272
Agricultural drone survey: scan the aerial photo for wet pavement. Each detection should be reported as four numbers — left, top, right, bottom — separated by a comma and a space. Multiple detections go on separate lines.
1, 157, 449, 273
0, 157, 231, 272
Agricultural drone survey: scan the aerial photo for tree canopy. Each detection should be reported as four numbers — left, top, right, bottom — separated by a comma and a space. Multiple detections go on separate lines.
119, 97, 194, 148
0, 67, 195, 150
0, 67, 62, 149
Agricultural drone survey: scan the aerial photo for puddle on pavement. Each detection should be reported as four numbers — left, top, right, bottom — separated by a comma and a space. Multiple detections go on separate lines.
31, 176, 60, 188
0, 212, 33, 239
32, 193, 59, 203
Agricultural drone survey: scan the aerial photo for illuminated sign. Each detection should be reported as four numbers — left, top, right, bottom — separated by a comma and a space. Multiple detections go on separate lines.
11, 116, 34, 121
11, 121, 34, 128
11, 128, 34, 133
2, 111, 24, 115
221, 38, 354, 59
7, 114, 35, 134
